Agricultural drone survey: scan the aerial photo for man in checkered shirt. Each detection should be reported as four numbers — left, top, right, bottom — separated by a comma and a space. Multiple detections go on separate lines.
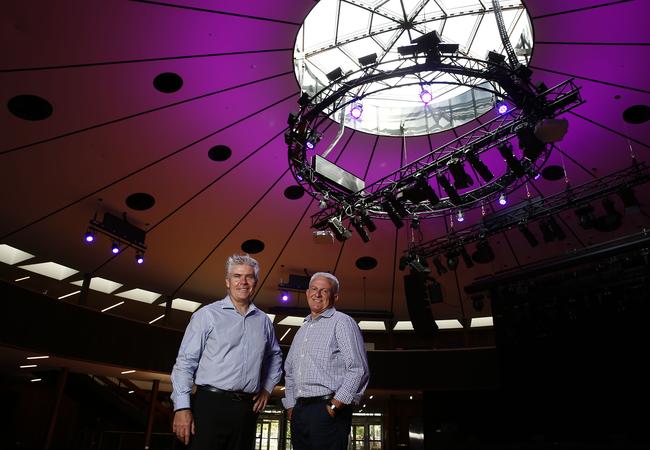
282, 272, 369, 450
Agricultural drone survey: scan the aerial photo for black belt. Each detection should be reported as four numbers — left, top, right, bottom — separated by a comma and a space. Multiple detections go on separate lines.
197, 385, 255, 401
296, 394, 334, 405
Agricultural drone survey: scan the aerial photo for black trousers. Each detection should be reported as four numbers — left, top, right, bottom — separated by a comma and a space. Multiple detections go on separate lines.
189, 388, 257, 450
290, 399, 352, 450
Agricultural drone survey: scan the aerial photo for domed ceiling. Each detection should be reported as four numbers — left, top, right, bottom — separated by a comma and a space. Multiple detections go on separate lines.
1, 0, 649, 328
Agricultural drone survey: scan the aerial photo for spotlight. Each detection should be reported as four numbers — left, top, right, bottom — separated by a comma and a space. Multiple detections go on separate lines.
496, 101, 509, 115
486, 51, 506, 65
460, 246, 474, 268
420, 89, 433, 105
84, 229, 95, 244
466, 152, 494, 182
448, 159, 473, 189
298, 92, 310, 107
400, 252, 429, 273
351, 218, 371, 243
280, 292, 290, 303
359, 209, 377, 232
437, 175, 462, 205
498, 193, 507, 205
111, 242, 120, 254
305, 129, 321, 149
456, 210, 464, 222
498, 142, 526, 177
397, 44, 420, 57
382, 200, 404, 229
326, 67, 343, 82
438, 43, 459, 54
358, 53, 378, 67
593, 198, 622, 232
350, 103, 363, 120
517, 127, 546, 160
546, 216, 566, 240
386, 193, 409, 218
518, 223, 539, 247
575, 204, 596, 230
327, 217, 352, 242
432, 256, 448, 275
446, 249, 460, 271
618, 187, 640, 213
401, 176, 439, 205
135, 253, 144, 265
472, 240, 495, 264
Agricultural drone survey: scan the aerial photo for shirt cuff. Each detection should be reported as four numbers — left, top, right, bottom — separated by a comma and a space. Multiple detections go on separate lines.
333, 390, 355, 405
282, 397, 296, 409
173, 395, 191, 410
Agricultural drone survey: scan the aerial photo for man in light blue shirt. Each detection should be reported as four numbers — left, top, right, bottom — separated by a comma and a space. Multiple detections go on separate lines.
283, 272, 369, 450
171, 254, 283, 450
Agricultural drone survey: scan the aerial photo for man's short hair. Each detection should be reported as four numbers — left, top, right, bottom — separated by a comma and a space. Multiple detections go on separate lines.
310, 272, 340, 295
226, 254, 260, 281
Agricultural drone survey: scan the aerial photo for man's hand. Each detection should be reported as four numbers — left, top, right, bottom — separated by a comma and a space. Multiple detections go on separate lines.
253, 389, 271, 413
287, 407, 293, 421
173, 409, 195, 445
326, 398, 345, 418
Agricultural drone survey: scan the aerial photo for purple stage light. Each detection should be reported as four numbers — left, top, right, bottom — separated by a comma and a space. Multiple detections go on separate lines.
457, 210, 464, 222
350, 103, 363, 120
499, 193, 507, 205
280, 292, 289, 303
305, 140, 314, 150
420, 89, 433, 104
111, 242, 120, 254
136, 254, 144, 265
496, 101, 509, 115
84, 231, 95, 243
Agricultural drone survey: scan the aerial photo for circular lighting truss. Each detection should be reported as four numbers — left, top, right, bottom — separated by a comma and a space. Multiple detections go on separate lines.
285, 33, 584, 234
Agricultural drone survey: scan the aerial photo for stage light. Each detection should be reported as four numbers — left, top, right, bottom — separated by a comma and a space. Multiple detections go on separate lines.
498, 142, 526, 177
457, 210, 464, 222
575, 205, 596, 230
446, 249, 460, 270
466, 152, 494, 182
351, 218, 371, 243
358, 53, 378, 67
326, 67, 343, 82
287, 112, 298, 127
305, 129, 321, 149
539, 217, 565, 242
327, 217, 352, 242
280, 292, 289, 303
518, 223, 539, 247
111, 242, 120, 254
386, 193, 409, 218
420, 89, 433, 104
498, 193, 507, 205
518, 127, 546, 160
432, 256, 448, 275
382, 200, 404, 229
448, 159, 473, 189
460, 245, 474, 268
618, 187, 640, 213
486, 51, 506, 65
438, 43, 459, 54
350, 103, 363, 120
360, 209, 377, 232
437, 175, 462, 205
496, 101, 509, 115
135, 253, 144, 265
547, 216, 566, 240
84, 230, 95, 244
401, 176, 439, 205
397, 44, 420, 56
539, 219, 555, 242
298, 92, 310, 107
593, 198, 622, 232
472, 240, 495, 264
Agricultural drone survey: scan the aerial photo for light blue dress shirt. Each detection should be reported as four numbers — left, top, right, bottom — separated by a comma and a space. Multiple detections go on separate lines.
171, 296, 283, 410
282, 307, 369, 409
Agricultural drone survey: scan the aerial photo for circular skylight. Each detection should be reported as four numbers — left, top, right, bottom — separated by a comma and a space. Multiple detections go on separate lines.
293, 0, 533, 136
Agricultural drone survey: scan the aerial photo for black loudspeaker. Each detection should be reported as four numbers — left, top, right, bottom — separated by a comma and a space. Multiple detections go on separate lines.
404, 273, 440, 337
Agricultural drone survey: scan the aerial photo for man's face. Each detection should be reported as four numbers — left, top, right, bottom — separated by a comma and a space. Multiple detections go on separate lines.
225, 264, 257, 303
306, 276, 338, 317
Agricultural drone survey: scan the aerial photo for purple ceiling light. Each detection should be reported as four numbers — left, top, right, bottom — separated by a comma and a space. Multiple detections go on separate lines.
420, 89, 433, 105
496, 101, 509, 115
350, 103, 363, 120
499, 193, 507, 205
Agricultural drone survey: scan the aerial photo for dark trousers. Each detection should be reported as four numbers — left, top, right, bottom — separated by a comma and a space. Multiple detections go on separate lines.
189, 388, 257, 450
290, 400, 352, 450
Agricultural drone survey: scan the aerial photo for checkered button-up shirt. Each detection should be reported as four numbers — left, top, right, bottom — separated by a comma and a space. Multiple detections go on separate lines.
282, 307, 369, 409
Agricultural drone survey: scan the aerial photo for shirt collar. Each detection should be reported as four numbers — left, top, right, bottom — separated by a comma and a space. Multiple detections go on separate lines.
304, 306, 336, 322
222, 296, 257, 315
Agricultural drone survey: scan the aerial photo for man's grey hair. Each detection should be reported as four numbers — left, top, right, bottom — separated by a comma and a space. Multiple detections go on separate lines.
226, 254, 260, 280
310, 272, 340, 295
